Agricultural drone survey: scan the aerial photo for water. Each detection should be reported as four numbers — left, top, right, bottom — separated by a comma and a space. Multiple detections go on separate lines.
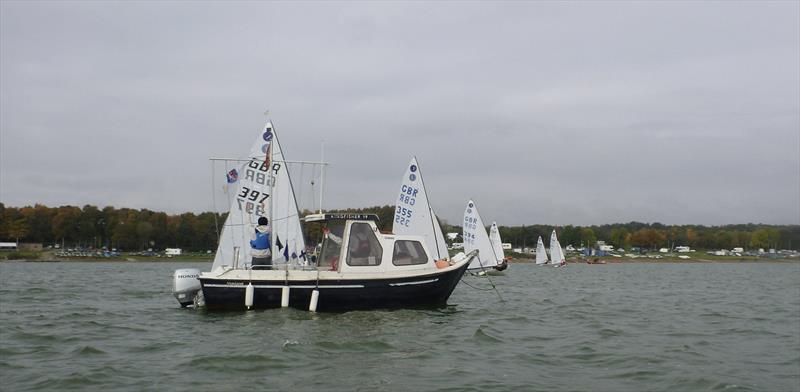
1, 261, 798, 392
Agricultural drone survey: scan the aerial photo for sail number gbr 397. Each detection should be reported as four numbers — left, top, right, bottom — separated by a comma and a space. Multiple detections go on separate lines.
235, 158, 280, 217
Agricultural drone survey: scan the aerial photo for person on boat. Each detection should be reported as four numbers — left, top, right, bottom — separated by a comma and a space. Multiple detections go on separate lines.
321, 226, 342, 270
323, 226, 342, 245
250, 217, 272, 269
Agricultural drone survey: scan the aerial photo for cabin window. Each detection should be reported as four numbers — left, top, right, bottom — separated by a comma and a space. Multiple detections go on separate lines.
346, 223, 383, 266
392, 240, 429, 266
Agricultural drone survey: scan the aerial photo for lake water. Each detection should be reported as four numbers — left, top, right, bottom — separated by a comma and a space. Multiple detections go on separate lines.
1, 261, 798, 391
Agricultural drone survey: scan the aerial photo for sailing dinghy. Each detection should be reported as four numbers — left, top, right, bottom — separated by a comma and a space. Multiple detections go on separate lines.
535, 235, 549, 266
488, 222, 509, 271
463, 200, 506, 274
550, 229, 567, 267
173, 121, 476, 311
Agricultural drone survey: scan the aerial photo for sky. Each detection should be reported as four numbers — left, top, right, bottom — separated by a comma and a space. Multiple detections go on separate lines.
1, 1, 798, 226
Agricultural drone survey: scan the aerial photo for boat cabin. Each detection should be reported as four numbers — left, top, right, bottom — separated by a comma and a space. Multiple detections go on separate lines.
303, 213, 445, 274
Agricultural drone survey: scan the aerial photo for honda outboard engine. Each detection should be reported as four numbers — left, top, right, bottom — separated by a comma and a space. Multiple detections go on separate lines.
172, 268, 201, 307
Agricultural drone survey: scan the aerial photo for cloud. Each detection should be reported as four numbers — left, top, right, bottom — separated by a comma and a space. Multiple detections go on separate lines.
1, 1, 798, 225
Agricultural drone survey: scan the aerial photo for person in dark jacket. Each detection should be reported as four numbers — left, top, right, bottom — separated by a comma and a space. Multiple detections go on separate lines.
250, 217, 272, 269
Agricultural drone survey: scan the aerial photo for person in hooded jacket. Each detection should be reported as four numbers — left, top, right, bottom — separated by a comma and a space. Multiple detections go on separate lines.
250, 217, 272, 269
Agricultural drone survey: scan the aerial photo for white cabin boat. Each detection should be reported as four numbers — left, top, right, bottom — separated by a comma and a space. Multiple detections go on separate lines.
173, 120, 475, 311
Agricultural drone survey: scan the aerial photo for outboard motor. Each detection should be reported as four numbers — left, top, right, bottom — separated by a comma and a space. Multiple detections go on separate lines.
172, 268, 201, 307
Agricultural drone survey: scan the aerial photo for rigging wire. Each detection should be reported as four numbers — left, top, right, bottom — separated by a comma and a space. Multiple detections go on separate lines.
465, 252, 505, 303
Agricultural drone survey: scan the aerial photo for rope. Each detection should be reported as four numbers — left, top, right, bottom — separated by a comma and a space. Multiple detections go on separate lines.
462, 252, 505, 302
459, 276, 495, 291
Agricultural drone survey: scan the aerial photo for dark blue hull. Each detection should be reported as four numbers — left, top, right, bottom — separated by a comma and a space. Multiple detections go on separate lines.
199, 263, 470, 311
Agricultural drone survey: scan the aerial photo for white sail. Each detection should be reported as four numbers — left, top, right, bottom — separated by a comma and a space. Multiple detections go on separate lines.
463, 200, 499, 270
488, 222, 505, 263
431, 212, 450, 260
211, 121, 306, 271
394, 156, 448, 260
550, 229, 565, 266
535, 235, 549, 265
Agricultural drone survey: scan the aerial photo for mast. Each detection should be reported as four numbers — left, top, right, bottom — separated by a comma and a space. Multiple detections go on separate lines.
268, 122, 275, 261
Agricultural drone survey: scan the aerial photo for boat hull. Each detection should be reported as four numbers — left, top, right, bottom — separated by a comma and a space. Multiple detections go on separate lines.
199, 263, 470, 311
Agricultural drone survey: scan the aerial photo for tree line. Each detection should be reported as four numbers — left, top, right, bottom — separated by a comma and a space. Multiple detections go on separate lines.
486, 222, 796, 251
1, 203, 797, 251
0, 203, 225, 251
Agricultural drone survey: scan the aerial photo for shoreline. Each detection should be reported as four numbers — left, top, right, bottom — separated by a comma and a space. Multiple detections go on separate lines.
4, 257, 798, 264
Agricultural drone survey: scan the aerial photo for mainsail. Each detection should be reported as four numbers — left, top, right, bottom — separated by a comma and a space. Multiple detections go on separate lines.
211, 121, 306, 271
488, 222, 505, 263
463, 200, 500, 270
394, 156, 449, 260
549, 230, 565, 266
535, 235, 549, 265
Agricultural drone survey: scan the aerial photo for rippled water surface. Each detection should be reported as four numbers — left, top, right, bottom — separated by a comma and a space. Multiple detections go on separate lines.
1, 261, 798, 391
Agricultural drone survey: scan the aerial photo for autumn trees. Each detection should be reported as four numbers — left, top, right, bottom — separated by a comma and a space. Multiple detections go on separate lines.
0, 203, 224, 251
0, 203, 797, 252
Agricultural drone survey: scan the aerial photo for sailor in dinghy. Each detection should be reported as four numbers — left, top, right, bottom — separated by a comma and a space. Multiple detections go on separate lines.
488, 222, 509, 272
550, 229, 567, 267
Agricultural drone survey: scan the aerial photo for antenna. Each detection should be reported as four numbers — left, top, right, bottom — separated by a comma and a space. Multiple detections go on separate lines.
319, 139, 325, 214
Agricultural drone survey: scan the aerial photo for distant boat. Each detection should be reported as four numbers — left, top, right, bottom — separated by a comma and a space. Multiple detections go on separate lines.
463, 200, 505, 274
393, 156, 449, 261
535, 235, 549, 266
488, 222, 509, 271
550, 230, 566, 267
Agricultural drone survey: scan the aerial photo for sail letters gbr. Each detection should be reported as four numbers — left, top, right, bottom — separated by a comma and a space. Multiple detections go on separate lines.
395, 171, 418, 227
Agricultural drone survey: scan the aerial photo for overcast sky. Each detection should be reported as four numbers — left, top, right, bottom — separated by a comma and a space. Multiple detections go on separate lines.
1, 1, 798, 226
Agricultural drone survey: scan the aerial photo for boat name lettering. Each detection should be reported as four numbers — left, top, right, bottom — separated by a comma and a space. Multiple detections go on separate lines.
327, 213, 374, 220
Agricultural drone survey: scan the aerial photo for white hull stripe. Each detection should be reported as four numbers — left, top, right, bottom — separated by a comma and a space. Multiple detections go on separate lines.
388, 278, 438, 286
203, 284, 364, 289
